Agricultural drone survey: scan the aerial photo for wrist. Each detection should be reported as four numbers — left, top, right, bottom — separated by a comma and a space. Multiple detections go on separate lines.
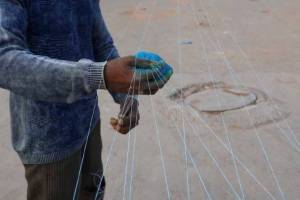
87, 61, 107, 90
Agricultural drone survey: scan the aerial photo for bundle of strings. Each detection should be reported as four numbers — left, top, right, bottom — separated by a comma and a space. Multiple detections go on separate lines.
95, 52, 173, 199
109, 51, 173, 133
115, 51, 173, 117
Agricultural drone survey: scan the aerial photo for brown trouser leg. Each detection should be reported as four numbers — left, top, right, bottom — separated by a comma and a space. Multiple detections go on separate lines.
24, 121, 105, 200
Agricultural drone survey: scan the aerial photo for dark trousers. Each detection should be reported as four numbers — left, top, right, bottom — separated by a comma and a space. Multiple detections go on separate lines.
24, 121, 105, 200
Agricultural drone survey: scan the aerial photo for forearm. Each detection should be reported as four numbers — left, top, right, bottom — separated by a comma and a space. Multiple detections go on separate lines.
0, 49, 106, 103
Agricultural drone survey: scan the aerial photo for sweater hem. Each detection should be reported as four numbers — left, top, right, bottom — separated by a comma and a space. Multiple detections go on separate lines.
17, 116, 100, 165
18, 140, 85, 164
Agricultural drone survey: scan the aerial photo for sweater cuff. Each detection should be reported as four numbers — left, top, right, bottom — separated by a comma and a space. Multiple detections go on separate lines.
87, 61, 107, 90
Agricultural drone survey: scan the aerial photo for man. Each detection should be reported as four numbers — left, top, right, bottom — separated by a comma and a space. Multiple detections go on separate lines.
0, 0, 169, 199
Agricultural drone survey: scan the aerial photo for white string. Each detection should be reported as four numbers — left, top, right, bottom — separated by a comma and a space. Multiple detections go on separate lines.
153, 68, 278, 199
185, 118, 240, 200
74, 1, 293, 199
72, 0, 145, 197
127, 131, 136, 200
187, 104, 278, 200
191, 0, 286, 198
155, 68, 275, 200
73, 99, 97, 200
176, 0, 191, 199
122, 74, 137, 200
93, 71, 138, 199
94, 132, 118, 199
122, 132, 131, 200
209, 0, 300, 151
171, 112, 213, 200
146, 73, 172, 200
153, 69, 241, 200
229, 32, 300, 151
121, 0, 159, 198
184, 2, 246, 199
127, 76, 141, 200
151, 70, 213, 200
149, 3, 280, 195
153, 66, 276, 198
95, 1, 157, 199
208, 81, 246, 200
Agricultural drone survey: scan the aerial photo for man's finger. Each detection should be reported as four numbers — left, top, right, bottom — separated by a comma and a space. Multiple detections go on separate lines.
118, 128, 129, 135
138, 88, 159, 95
137, 72, 171, 93
125, 56, 154, 68
117, 123, 139, 135
117, 115, 139, 127
135, 67, 172, 88
110, 117, 118, 126
147, 79, 167, 89
118, 122, 138, 131
129, 87, 159, 95
123, 56, 136, 66
132, 60, 166, 82
151, 68, 173, 84
131, 57, 165, 69
133, 69, 157, 82
134, 59, 156, 68
132, 78, 166, 93
129, 74, 169, 95
111, 117, 138, 134
111, 124, 127, 134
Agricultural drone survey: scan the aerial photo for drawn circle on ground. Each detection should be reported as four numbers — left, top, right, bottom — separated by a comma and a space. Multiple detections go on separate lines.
169, 82, 260, 113
168, 82, 289, 129
185, 87, 257, 112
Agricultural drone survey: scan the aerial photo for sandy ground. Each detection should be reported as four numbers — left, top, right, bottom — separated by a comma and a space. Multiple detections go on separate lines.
1, 0, 300, 199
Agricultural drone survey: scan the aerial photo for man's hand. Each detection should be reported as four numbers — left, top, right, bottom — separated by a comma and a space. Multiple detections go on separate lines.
110, 96, 139, 134
104, 56, 164, 95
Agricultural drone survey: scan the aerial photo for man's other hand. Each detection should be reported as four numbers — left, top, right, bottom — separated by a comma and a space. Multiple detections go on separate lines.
110, 96, 139, 134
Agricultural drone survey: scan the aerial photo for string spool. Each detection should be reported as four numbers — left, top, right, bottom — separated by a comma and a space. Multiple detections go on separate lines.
134, 51, 173, 82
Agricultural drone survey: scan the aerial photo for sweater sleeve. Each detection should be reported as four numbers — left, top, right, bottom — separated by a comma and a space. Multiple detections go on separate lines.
92, 2, 119, 62
0, 0, 106, 104
92, 3, 130, 104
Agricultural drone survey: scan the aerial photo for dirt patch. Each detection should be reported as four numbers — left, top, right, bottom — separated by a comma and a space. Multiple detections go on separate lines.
168, 0, 190, 6
261, 10, 271, 14
120, 8, 149, 21
198, 21, 210, 28
120, 8, 176, 22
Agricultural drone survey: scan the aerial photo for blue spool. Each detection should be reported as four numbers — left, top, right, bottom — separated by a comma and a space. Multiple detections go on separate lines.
134, 51, 173, 82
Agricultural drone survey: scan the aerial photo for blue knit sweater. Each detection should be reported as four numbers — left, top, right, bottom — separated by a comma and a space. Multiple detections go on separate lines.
0, 0, 123, 164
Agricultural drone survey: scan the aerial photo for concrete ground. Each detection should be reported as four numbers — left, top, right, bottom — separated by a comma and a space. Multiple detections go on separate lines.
1, 0, 300, 199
